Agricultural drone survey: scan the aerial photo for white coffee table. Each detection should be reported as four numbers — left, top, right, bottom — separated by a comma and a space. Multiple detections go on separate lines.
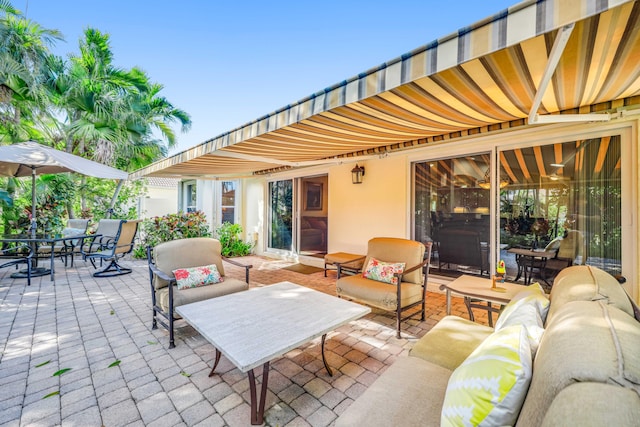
439, 275, 526, 326
176, 281, 371, 425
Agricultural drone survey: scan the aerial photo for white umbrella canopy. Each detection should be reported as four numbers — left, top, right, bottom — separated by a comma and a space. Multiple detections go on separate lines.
0, 141, 129, 233
0, 141, 129, 179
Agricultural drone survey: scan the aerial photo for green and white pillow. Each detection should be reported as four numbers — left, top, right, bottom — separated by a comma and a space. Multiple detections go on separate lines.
441, 324, 532, 427
495, 282, 549, 355
503, 282, 550, 322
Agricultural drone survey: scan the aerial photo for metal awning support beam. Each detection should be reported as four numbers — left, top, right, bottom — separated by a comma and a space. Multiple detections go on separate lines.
528, 23, 610, 124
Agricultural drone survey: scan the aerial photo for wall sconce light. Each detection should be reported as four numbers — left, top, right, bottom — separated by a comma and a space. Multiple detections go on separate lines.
351, 164, 365, 184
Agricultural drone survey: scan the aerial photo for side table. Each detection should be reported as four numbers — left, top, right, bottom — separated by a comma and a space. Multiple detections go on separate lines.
324, 252, 365, 278
439, 275, 525, 326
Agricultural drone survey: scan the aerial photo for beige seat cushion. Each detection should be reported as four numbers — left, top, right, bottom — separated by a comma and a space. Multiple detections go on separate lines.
153, 238, 226, 290
516, 300, 640, 427
548, 265, 634, 321
364, 237, 425, 285
410, 315, 493, 370
335, 357, 451, 427
336, 275, 423, 311
156, 278, 248, 313
538, 383, 640, 427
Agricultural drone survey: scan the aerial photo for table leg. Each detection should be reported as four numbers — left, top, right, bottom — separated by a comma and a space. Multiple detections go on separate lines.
49, 243, 55, 281
439, 285, 452, 315
321, 334, 333, 376
208, 348, 222, 377
463, 297, 475, 322
248, 362, 269, 425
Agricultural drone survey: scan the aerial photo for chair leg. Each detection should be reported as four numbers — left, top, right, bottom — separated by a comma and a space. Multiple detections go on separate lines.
152, 309, 157, 329
93, 259, 132, 277
396, 306, 402, 339
169, 314, 175, 349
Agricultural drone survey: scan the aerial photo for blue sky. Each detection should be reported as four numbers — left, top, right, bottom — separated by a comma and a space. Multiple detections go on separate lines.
24, 1, 516, 154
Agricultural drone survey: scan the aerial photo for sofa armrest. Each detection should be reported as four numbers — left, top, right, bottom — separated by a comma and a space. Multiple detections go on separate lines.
222, 256, 253, 284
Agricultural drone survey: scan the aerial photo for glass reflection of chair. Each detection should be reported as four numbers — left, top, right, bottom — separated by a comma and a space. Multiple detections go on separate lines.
437, 228, 488, 275
544, 230, 584, 278
514, 230, 584, 287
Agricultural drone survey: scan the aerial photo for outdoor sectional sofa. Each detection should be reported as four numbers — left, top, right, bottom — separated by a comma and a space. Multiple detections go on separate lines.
336, 265, 640, 426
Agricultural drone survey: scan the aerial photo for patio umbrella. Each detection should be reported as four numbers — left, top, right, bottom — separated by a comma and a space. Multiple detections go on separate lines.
0, 141, 129, 233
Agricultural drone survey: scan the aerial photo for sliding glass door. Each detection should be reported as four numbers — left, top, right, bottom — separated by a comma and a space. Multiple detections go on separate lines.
268, 180, 293, 250
499, 136, 622, 278
414, 153, 492, 278
267, 175, 329, 255
413, 134, 625, 283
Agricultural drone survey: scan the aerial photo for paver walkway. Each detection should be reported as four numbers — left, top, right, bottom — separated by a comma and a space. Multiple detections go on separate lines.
0, 254, 487, 427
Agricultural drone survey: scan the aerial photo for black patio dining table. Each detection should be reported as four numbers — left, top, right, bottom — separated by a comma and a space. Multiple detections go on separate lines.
1, 232, 98, 281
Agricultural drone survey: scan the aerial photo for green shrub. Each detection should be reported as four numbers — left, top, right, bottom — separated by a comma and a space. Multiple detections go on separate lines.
133, 211, 212, 258
214, 222, 253, 257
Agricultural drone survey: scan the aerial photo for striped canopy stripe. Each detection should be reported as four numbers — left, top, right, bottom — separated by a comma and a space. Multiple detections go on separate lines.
130, 0, 640, 179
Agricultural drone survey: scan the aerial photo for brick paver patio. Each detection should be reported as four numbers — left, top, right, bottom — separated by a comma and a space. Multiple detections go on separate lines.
0, 254, 488, 426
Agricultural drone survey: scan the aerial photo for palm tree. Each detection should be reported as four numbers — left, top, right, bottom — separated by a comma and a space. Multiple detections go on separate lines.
0, 0, 62, 142
1, 7, 192, 222
47, 28, 191, 215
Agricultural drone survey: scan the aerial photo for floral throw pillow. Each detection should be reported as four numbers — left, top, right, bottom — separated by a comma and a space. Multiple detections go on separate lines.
362, 257, 405, 285
173, 264, 223, 290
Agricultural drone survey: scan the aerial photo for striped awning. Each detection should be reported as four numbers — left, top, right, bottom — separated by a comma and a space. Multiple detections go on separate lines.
130, 0, 640, 179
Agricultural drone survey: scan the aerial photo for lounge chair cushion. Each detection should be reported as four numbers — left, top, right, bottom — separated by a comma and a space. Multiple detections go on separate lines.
363, 238, 425, 285
174, 264, 223, 290
156, 277, 248, 312
336, 275, 423, 311
153, 238, 226, 290
409, 316, 493, 370
334, 357, 451, 427
517, 300, 640, 426
540, 383, 640, 427
548, 265, 634, 321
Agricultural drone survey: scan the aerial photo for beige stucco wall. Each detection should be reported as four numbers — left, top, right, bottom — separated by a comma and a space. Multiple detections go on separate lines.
327, 156, 409, 255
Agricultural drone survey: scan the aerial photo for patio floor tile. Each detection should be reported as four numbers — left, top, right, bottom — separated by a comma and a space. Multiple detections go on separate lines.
0, 254, 484, 426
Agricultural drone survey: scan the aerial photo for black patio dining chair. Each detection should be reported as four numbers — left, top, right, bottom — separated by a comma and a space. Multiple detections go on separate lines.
82, 219, 140, 277
36, 218, 90, 267
80, 219, 123, 255
1, 244, 33, 286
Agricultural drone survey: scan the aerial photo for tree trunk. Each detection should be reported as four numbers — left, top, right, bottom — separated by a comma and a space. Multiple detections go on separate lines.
108, 180, 124, 218
80, 176, 87, 211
